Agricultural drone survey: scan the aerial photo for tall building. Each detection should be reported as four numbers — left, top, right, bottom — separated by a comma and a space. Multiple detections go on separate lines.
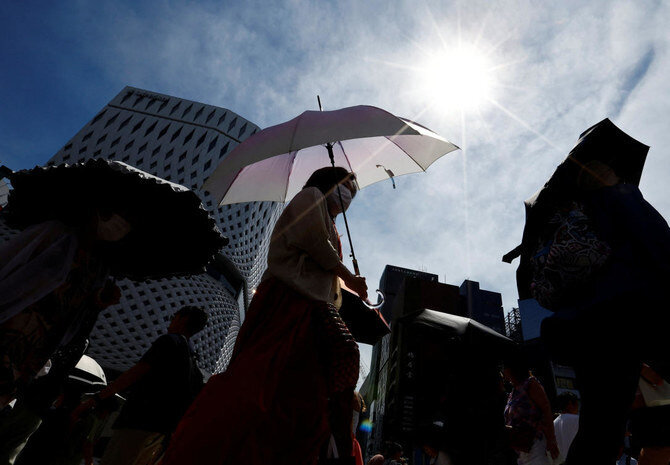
363, 265, 508, 459
459, 280, 505, 335
3, 86, 283, 374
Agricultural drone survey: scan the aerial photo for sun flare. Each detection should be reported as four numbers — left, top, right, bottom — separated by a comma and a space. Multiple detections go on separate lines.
420, 45, 494, 111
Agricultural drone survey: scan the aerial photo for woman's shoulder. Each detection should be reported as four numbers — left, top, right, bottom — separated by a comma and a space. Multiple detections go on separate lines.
288, 187, 327, 210
298, 186, 325, 199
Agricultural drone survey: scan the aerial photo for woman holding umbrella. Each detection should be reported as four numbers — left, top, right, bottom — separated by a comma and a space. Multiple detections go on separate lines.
163, 166, 368, 465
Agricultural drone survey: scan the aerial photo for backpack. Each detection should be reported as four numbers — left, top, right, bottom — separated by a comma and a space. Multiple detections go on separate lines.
529, 202, 611, 309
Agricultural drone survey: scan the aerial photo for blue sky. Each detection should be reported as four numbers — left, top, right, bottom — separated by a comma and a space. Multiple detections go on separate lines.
2, 0, 670, 376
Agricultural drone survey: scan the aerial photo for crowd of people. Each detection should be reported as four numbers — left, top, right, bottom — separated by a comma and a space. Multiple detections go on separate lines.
1, 147, 670, 465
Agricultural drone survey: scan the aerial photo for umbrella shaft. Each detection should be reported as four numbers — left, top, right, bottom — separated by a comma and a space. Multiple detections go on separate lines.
326, 143, 360, 276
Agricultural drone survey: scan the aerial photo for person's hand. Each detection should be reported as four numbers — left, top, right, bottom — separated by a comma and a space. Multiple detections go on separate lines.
641, 364, 664, 389
345, 275, 368, 300
547, 437, 560, 460
71, 397, 97, 424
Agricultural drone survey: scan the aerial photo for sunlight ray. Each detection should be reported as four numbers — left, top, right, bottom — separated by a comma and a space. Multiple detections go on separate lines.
487, 98, 561, 150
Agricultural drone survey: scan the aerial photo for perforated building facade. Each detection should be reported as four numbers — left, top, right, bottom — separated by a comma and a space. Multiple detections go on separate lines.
26, 86, 283, 373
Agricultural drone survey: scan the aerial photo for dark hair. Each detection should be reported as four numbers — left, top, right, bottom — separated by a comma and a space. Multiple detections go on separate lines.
303, 167, 357, 197
555, 392, 579, 412
175, 305, 208, 335
384, 441, 403, 456
503, 353, 531, 383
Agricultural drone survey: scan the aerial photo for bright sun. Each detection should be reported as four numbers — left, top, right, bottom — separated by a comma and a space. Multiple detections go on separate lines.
420, 45, 494, 111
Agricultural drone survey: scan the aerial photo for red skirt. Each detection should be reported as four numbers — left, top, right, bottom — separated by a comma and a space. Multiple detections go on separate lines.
162, 279, 336, 465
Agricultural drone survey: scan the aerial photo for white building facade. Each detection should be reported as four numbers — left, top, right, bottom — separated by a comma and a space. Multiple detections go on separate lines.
37, 86, 282, 373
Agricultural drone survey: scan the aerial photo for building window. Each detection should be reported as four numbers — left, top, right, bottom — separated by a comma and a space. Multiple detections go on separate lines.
194, 106, 204, 120
169, 101, 181, 116
184, 129, 195, 144
182, 103, 193, 118
131, 118, 145, 134
104, 113, 119, 128
144, 121, 157, 136
158, 124, 170, 139
119, 115, 132, 130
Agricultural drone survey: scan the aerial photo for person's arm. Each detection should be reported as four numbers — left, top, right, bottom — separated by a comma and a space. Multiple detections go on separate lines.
334, 262, 368, 300
98, 361, 151, 400
528, 378, 559, 459
283, 188, 368, 299
72, 361, 150, 420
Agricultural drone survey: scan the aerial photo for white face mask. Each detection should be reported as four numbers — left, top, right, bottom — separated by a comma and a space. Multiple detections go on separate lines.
327, 186, 353, 215
97, 213, 132, 242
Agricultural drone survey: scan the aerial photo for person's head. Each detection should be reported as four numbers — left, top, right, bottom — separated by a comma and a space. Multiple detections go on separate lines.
385, 442, 403, 460
168, 305, 208, 337
353, 391, 367, 413
576, 160, 621, 191
303, 167, 358, 216
502, 354, 531, 386
555, 392, 580, 414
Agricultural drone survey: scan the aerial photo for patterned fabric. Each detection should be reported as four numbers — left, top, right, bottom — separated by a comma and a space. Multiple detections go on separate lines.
0, 247, 108, 398
530, 202, 611, 309
312, 303, 360, 394
505, 377, 543, 437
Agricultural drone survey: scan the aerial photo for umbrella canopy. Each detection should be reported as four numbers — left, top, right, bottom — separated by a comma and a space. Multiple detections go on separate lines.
507, 118, 649, 297
203, 105, 459, 205
524, 118, 649, 232
399, 309, 514, 353
4, 158, 226, 279
69, 354, 107, 386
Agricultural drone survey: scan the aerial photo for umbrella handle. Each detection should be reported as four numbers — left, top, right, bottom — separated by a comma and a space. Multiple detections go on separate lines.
363, 289, 385, 311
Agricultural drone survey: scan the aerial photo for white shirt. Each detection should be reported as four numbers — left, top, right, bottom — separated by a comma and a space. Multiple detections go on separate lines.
553, 413, 579, 463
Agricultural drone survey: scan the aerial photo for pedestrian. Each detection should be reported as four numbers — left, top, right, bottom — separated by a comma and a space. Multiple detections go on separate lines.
630, 363, 670, 465
383, 442, 404, 465
72, 305, 207, 465
539, 160, 670, 464
0, 209, 128, 408
503, 357, 559, 465
352, 391, 366, 465
161, 167, 367, 465
552, 392, 579, 464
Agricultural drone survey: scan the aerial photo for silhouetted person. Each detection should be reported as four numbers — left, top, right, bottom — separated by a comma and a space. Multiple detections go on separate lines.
553, 392, 579, 464
73, 305, 207, 465
541, 161, 670, 465
503, 357, 559, 464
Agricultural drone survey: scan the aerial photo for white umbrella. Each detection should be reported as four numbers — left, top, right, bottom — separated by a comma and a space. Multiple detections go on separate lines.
203, 104, 459, 277
203, 105, 459, 205
69, 354, 107, 386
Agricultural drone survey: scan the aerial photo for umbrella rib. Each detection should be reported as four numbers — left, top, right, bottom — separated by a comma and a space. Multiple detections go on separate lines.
335, 141, 355, 172
282, 151, 299, 201
385, 136, 427, 173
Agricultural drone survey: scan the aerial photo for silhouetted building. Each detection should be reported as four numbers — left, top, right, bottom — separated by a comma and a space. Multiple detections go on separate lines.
505, 307, 522, 342
0, 87, 282, 374
363, 265, 509, 461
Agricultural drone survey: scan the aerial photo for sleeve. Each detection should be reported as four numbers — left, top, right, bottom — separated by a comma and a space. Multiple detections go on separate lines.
140, 335, 179, 370
610, 185, 670, 276
281, 187, 341, 271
